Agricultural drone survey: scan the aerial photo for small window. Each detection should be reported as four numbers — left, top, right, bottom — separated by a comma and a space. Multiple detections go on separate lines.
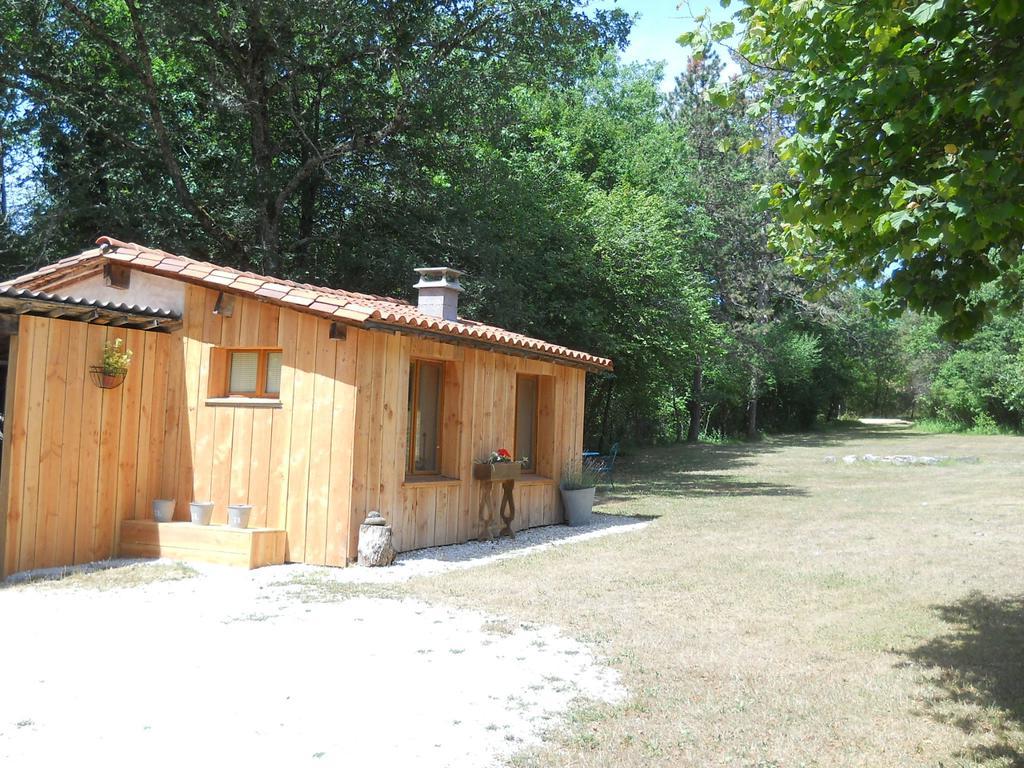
515, 375, 538, 472
408, 360, 444, 475
265, 351, 283, 394
227, 349, 282, 399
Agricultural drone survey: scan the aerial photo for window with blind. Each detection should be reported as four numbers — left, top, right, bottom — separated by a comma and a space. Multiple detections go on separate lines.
515, 375, 539, 472
227, 349, 283, 398
407, 359, 444, 475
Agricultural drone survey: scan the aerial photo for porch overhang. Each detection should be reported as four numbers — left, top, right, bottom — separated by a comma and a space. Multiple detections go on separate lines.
0, 286, 182, 332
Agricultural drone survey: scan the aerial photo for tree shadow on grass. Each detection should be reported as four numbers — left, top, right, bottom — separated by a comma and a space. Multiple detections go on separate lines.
604, 471, 809, 501
598, 422, 929, 504
601, 442, 808, 502
902, 593, 1024, 766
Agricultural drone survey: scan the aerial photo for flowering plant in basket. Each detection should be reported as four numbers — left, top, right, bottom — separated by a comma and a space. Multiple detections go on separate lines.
475, 448, 526, 465
473, 448, 525, 480
102, 338, 133, 375
90, 337, 134, 389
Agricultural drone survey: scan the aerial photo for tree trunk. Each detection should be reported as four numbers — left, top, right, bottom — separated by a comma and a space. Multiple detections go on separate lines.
295, 82, 324, 261
598, 378, 614, 454
258, 204, 280, 276
746, 371, 760, 440
671, 389, 682, 443
826, 398, 838, 422
686, 354, 703, 443
0, 117, 6, 221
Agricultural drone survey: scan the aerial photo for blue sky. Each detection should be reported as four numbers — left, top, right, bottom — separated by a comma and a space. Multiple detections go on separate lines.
592, 0, 741, 88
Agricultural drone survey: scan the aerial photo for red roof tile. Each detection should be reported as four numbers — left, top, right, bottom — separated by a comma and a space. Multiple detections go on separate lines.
1, 236, 613, 371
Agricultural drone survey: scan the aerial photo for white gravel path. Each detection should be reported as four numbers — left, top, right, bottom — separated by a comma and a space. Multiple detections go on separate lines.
282, 512, 652, 585
0, 516, 646, 767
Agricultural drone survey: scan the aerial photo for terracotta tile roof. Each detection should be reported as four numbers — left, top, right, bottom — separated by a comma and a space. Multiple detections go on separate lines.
2, 237, 613, 371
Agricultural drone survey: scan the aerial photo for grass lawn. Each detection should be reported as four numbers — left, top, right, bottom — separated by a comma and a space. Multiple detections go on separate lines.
407, 422, 1024, 767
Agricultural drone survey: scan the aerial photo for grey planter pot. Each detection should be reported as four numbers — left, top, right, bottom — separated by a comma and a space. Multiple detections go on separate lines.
189, 501, 214, 526
227, 504, 253, 529
560, 487, 596, 526
152, 499, 175, 523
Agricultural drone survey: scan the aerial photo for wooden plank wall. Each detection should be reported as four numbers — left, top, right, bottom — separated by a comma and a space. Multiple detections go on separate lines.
348, 329, 587, 556
0, 283, 587, 575
0, 285, 361, 576
174, 286, 358, 566
0, 315, 177, 577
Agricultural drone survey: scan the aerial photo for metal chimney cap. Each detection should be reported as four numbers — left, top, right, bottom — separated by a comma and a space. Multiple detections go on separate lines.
413, 266, 465, 292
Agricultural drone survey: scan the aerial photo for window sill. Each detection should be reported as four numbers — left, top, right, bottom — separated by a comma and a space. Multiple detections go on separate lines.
400, 474, 552, 486
402, 475, 461, 486
205, 397, 283, 409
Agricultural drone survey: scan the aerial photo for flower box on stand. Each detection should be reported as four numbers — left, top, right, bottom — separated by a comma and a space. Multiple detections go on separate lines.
472, 462, 522, 481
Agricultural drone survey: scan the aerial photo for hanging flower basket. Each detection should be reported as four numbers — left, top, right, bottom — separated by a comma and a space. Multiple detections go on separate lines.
90, 338, 133, 389
89, 365, 127, 389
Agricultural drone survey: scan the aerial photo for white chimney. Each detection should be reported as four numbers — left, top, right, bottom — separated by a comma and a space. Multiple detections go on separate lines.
414, 267, 464, 322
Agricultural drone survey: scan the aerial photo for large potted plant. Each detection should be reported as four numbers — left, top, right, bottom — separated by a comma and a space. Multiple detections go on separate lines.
472, 448, 524, 481
560, 462, 600, 526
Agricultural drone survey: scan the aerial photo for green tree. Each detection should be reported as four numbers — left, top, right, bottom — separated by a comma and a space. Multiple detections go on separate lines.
667, 50, 812, 439
500, 61, 717, 447
1, 0, 628, 274
685, 0, 1024, 338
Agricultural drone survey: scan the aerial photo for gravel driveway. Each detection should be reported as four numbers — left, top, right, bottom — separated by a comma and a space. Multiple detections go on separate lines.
0, 560, 625, 767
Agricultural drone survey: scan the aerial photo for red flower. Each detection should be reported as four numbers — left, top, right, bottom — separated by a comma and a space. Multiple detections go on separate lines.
497, 448, 512, 459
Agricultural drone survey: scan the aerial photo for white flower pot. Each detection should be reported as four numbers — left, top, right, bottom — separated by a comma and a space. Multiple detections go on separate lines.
190, 501, 214, 526
152, 499, 175, 523
227, 504, 253, 529
560, 487, 596, 526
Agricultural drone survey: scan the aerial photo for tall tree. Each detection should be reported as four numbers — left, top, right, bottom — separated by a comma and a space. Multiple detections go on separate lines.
666, 51, 808, 439
684, 0, 1024, 339
1, 0, 628, 275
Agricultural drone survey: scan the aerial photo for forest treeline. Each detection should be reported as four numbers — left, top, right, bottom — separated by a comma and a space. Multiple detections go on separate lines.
1, 1, 1021, 445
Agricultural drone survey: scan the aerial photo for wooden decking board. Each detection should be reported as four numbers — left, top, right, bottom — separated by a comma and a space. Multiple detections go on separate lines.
118, 521, 286, 569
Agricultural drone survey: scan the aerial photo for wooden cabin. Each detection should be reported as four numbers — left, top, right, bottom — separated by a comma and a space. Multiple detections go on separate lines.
0, 237, 612, 577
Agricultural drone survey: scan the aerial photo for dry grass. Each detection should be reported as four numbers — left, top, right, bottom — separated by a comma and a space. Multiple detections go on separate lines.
3, 560, 197, 591
408, 422, 1024, 767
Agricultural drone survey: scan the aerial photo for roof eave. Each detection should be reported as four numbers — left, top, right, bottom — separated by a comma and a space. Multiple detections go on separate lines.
362, 319, 613, 373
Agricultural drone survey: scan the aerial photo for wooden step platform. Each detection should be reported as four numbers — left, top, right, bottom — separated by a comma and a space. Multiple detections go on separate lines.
119, 521, 287, 569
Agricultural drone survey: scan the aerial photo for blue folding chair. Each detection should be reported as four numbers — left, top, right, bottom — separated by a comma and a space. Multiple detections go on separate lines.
586, 442, 619, 488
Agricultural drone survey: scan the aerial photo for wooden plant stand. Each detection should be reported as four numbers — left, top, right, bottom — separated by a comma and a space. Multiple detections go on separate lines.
473, 462, 521, 540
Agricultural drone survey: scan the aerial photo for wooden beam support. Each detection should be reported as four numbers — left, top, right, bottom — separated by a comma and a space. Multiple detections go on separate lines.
0, 315, 19, 335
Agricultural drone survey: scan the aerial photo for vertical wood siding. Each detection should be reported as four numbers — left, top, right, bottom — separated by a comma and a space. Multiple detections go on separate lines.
348, 330, 587, 555
0, 283, 588, 575
173, 286, 358, 566
0, 316, 177, 576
